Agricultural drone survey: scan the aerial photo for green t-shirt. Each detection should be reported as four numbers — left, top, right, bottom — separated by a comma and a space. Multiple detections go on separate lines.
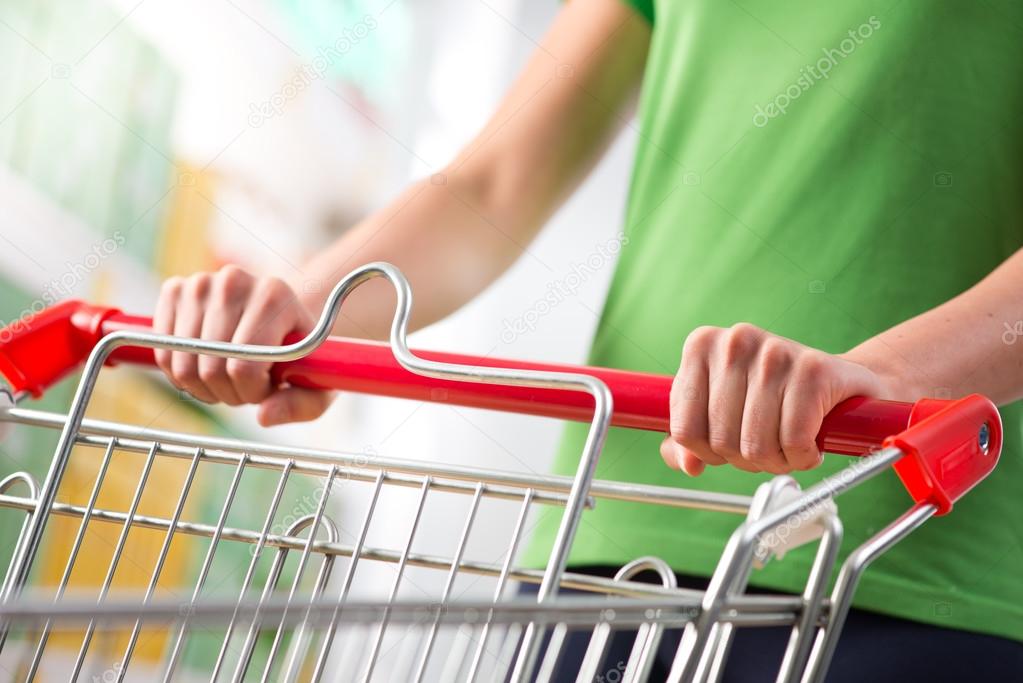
524, 0, 1023, 641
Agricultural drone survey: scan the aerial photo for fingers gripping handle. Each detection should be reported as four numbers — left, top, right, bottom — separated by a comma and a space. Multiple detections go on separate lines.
0, 301, 1001, 513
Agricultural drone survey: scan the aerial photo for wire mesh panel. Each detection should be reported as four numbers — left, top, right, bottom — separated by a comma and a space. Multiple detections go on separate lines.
0, 407, 735, 681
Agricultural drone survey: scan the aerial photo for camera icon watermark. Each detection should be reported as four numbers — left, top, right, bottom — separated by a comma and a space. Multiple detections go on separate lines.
51, 63, 71, 79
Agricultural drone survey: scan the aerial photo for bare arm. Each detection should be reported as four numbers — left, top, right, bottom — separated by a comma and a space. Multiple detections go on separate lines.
842, 248, 1023, 405
154, 0, 651, 425
663, 249, 1023, 476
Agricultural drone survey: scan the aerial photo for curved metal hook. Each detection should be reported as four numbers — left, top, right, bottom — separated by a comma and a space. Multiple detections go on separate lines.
0, 472, 38, 500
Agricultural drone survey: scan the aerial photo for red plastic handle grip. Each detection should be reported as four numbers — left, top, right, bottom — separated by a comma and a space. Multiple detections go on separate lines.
0, 301, 1001, 513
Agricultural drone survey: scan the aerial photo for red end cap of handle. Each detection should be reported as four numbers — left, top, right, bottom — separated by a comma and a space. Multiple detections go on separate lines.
886, 394, 1002, 515
0, 300, 122, 398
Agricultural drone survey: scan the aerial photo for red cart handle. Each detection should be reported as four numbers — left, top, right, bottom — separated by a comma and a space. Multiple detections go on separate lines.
0, 301, 1002, 513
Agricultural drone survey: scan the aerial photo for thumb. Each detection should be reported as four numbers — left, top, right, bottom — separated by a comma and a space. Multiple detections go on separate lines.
257, 387, 334, 426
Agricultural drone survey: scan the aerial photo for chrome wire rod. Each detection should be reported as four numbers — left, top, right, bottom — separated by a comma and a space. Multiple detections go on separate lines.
0, 405, 752, 513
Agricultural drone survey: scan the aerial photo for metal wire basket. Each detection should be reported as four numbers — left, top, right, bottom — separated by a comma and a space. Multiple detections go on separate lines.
0, 263, 1002, 682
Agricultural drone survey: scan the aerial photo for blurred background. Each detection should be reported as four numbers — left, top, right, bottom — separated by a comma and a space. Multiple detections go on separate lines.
0, 0, 637, 678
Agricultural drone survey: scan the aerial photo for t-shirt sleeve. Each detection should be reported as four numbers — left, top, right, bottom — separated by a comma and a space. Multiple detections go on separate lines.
621, 0, 654, 24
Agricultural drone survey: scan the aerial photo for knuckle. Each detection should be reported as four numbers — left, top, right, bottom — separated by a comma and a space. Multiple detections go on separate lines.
779, 434, 814, 455
197, 358, 224, 385
792, 353, 827, 383
729, 322, 761, 338
212, 265, 253, 303
254, 277, 293, 309
707, 431, 735, 456
722, 323, 761, 362
171, 354, 198, 386
225, 358, 265, 386
669, 420, 702, 449
217, 263, 248, 281
160, 276, 184, 299
263, 276, 291, 296
183, 272, 212, 299
757, 338, 791, 375
739, 436, 771, 463
682, 326, 718, 357
784, 444, 821, 471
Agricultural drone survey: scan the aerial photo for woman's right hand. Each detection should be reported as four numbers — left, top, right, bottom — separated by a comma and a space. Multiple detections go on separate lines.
153, 264, 334, 426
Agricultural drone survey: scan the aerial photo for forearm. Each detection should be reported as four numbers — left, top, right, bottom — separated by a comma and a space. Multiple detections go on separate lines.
294, 167, 533, 339
844, 248, 1023, 405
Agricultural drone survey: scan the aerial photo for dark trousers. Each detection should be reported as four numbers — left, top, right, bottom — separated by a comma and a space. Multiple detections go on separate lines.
519, 566, 1023, 682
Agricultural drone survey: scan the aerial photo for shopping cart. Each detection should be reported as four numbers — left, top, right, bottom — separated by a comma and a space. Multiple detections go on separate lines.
0, 262, 1002, 682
